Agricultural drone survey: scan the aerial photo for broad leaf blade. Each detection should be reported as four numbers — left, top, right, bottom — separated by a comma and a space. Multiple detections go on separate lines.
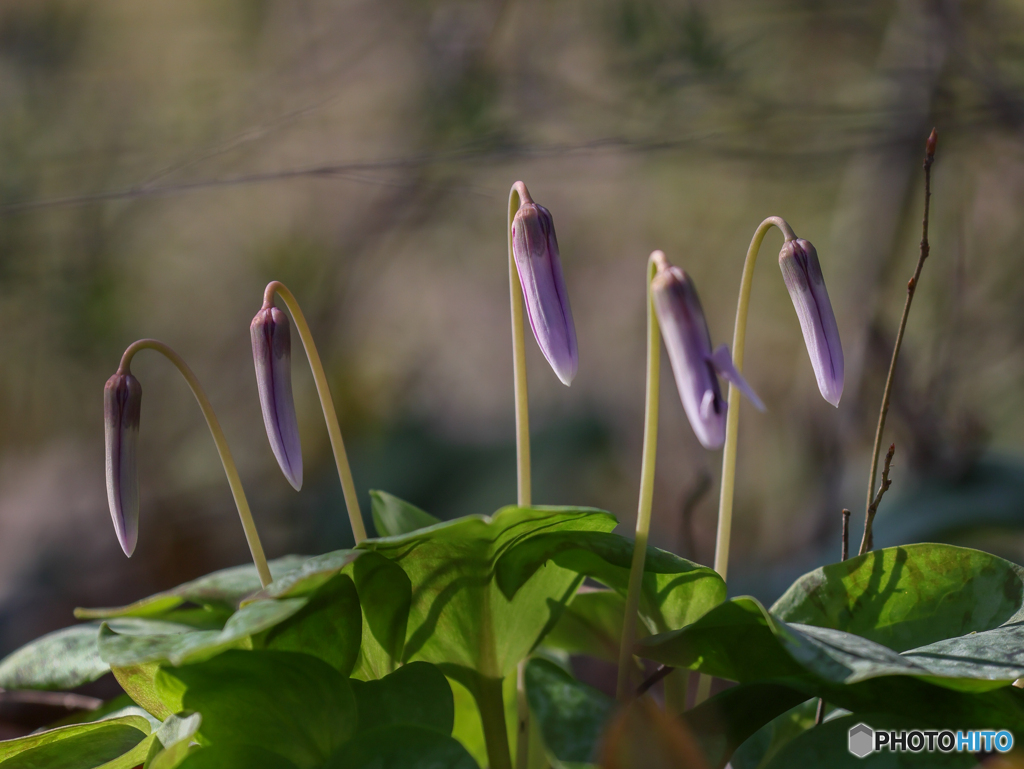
155, 650, 356, 769
771, 543, 1024, 652
0, 715, 151, 767
76, 556, 309, 621
322, 724, 478, 769
542, 589, 646, 663
350, 661, 454, 734
359, 504, 617, 679
524, 658, 615, 765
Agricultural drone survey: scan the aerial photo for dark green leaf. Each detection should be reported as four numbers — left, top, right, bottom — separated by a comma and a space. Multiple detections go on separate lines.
371, 490, 441, 537
524, 658, 615, 765
173, 744, 299, 769
350, 551, 412, 680
350, 661, 454, 734
260, 574, 362, 675
0, 715, 150, 768
760, 714, 976, 769
680, 683, 809, 769
730, 699, 817, 769
75, 556, 309, 621
772, 543, 1024, 652
496, 530, 725, 633
359, 505, 616, 679
155, 650, 356, 769
322, 725, 478, 769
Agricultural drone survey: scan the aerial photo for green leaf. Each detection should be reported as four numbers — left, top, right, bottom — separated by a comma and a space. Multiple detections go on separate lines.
0, 715, 151, 768
760, 714, 976, 768
173, 744, 299, 769
359, 504, 617, 679
260, 574, 362, 675
524, 658, 615, 765
253, 551, 361, 601
0, 619, 194, 691
99, 599, 307, 668
112, 663, 171, 720
350, 551, 412, 679
143, 712, 203, 769
371, 490, 441, 537
350, 662, 454, 734
322, 725, 478, 769
771, 543, 1024, 652
541, 589, 646, 663
496, 530, 725, 633
155, 650, 356, 769
730, 699, 817, 769
679, 683, 809, 769
75, 556, 309, 621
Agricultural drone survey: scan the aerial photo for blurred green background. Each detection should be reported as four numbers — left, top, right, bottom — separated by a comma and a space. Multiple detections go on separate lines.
2, 0, 1024, 727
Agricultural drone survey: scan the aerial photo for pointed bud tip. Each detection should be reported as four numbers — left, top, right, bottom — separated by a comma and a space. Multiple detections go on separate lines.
926, 129, 937, 158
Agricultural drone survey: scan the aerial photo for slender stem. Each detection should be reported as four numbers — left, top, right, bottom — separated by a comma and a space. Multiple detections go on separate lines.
119, 340, 272, 587
508, 182, 533, 769
264, 282, 366, 544
714, 216, 795, 581
696, 216, 795, 707
509, 182, 532, 509
841, 509, 851, 562
477, 676, 514, 769
616, 253, 662, 702
860, 129, 936, 556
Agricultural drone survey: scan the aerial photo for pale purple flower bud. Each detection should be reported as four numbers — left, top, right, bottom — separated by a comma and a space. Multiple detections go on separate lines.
651, 252, 764, 450
511, 192, 579, 386
251, 305, 303, 490
104, 372, 142, 557
778, 239, 844, 407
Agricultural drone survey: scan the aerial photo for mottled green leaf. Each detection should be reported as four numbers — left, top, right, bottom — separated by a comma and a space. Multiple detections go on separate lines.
99, 599, 305, 667
75, 556, 309, 621
322, 725, 478, 769
371, 490, 441, 537
143, 712, 203, 769
0, 619, 193, 691
359, 504, 617, 679
496, 530, 725, 633
524, 658, 615, 765
772, 543, 1024, 652
253, 551, 360, 601
112, 663, 171, 720
350, 661, 453, 734
0, 715, 150, 768
155, 650, 356, 769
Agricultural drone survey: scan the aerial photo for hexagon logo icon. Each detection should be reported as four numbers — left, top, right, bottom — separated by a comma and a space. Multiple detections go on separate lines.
848, 723, 874, 758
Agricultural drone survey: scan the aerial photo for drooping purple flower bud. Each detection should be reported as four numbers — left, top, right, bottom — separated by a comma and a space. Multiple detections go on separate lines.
511, 187, 579, 386
104, 372, 142, 557
650, 252, 764, 450
251, 305, 303, 490
778, 238, 844, 407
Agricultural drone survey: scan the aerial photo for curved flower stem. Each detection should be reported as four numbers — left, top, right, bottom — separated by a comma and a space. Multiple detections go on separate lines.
263, 282, 366, 544
118, 340, 272, 587
616, 253, 662, 702
508, 181, 532, 769
694, 216, 796, 707
509, 181, 532, 508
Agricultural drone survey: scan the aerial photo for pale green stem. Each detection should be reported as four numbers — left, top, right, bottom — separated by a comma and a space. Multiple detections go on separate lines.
118, 340, 272, 587
478, 676, 514, 769
264, 282, 366, 544
509, 181, 532, 769
694, 216, 796, 706
615, 252, 661, 702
